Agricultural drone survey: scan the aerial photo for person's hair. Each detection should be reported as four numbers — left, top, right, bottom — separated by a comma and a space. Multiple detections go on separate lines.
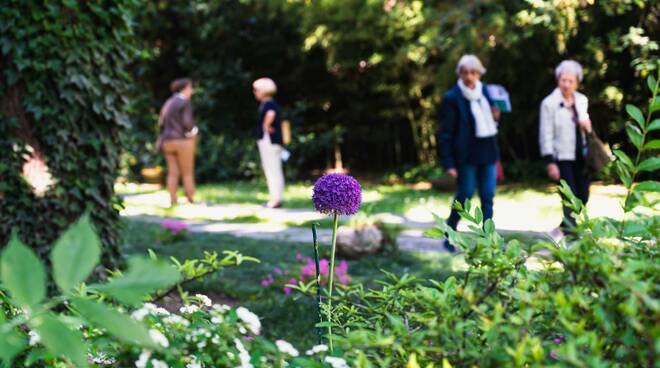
252, 77, 277, 96
170, 78, 193, 93
455, 54, 486, 76
555, 60, 583, 82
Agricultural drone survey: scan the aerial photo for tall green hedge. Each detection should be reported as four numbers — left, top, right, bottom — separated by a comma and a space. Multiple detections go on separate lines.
0, 1, 138, 265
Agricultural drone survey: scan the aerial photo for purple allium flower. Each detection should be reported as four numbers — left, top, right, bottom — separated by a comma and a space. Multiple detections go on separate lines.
312, 174, 362, 215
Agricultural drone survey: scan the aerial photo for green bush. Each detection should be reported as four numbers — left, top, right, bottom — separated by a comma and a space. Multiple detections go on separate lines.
295, 69, 660, 367
0, 214, 346, 367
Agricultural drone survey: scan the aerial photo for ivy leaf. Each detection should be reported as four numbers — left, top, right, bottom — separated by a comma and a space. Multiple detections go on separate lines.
94, 257, 182, 305
0, 233, 46, 308
625, 104, 644, 128
638, 157, 660, 172
71, 298, 158, 349
625, 124, 643, 149
633, 181, 660, 193
0, 328, 26, 367
30, 314, 88, 368
51, 213, 101, 293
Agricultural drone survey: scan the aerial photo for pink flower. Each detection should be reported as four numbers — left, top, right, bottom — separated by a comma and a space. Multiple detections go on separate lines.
244, 336, 254, 341
295, 253, 303, 261
274, 267, 283, 275
283, 287, 292, 295
161, 219, 188, 234
319, 259, 329, 276
553, 336, 564, 344
260, 274, 275, 287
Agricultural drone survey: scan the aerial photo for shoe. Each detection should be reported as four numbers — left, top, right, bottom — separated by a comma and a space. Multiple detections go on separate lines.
549, 228, 564, 243
442, 239, 456, 253
263, 201, 282, 209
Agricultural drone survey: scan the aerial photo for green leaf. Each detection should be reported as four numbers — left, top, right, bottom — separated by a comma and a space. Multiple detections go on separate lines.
72, 298, 157, 349
30, 314, 88, 368
648, 119, 660, 132
51, 213, 101, 293
0, 233, 46, 308
613, 149, 634, 169
633, 180, 660, 192
484, 219, 495, 234
649, 75, 658, 94
638, 157, 660, 172
643, 139, 660, 150
474, 207, 483, 225
651, 96, 660, 114
94, 257, 181, 305
625, 104, 645, 128
0, 328, 26, 367
625, 124, 643, 149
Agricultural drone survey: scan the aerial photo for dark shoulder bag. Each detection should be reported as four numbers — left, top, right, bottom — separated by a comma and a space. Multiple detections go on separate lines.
584, 131, 611, 175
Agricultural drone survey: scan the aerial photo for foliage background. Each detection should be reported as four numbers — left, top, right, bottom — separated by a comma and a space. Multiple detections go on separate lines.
124, 0, 659, 181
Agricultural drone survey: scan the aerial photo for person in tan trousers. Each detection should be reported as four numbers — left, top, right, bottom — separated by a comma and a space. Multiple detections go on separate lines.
157, 78, 198, 207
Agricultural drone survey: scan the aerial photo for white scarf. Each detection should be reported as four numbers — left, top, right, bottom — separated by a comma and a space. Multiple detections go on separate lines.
457, 79, 497, 138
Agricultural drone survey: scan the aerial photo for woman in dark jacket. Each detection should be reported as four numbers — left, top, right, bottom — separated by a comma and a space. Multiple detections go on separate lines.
437, 55, 501, 252
158, 78, 198, 207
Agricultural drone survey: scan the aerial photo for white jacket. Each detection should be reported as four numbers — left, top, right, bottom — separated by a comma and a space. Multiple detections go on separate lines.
539, 88, 590, 161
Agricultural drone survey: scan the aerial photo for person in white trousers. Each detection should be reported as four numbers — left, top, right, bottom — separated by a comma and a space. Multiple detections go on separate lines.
253, 78, 285, 208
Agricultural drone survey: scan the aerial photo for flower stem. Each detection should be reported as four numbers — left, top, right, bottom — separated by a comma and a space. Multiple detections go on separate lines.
312, 223, 323, 345
327, 213, 339, 352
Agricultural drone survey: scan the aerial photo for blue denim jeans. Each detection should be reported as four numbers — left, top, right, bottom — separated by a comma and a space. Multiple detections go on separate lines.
447, 163, 497, 230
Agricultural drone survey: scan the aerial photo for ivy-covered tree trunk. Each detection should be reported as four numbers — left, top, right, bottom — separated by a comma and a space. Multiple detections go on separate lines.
0, 1, 138, 268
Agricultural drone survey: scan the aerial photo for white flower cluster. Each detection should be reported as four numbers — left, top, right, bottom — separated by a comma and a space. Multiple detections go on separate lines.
132, 303, 170, 321
305, 344, 329, 355
185, 356, 202, 368
28, 331, 40, 346
275, 339, 299, 357
236, 307, 261, 335
324, 356, 349, 368
89, 352, 116, 365
234, 338, 253, 368
135, 350, 170, 368
163, 314, 190, 327
149, 329, 170, 348
195, 294, 213, 307
179, 305, 200, 314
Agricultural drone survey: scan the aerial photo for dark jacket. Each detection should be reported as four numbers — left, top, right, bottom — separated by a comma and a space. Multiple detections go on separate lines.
436, 84, 499, 169
255, 99, 283, 145
158, 94, 195, 141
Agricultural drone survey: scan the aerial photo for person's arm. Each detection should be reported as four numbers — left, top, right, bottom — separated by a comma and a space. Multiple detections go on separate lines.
262, 110, 276, 134
437, 96, 458, 177
539, 100, 559, 180
181, 100, 195, 132
576, 94, 592, 133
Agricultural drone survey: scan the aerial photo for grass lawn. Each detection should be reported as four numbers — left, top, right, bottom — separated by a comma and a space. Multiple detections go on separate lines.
120, 219, 462, 347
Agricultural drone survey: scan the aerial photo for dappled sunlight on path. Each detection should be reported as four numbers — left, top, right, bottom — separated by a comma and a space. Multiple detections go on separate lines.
118, 182, 640, 253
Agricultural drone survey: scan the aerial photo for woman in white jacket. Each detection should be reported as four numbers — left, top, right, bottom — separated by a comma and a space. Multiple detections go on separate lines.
539, 60, 593, 232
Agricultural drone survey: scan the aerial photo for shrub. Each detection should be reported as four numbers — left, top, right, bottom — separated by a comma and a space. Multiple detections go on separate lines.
0, 214, 345, 367
295, 69, 660, 367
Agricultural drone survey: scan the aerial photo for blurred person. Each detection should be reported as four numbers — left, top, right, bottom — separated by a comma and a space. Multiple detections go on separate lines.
157, 77, 198, 207
437, 55, 501, 252
253, 77, 285, 208
539, 60, 592, 235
